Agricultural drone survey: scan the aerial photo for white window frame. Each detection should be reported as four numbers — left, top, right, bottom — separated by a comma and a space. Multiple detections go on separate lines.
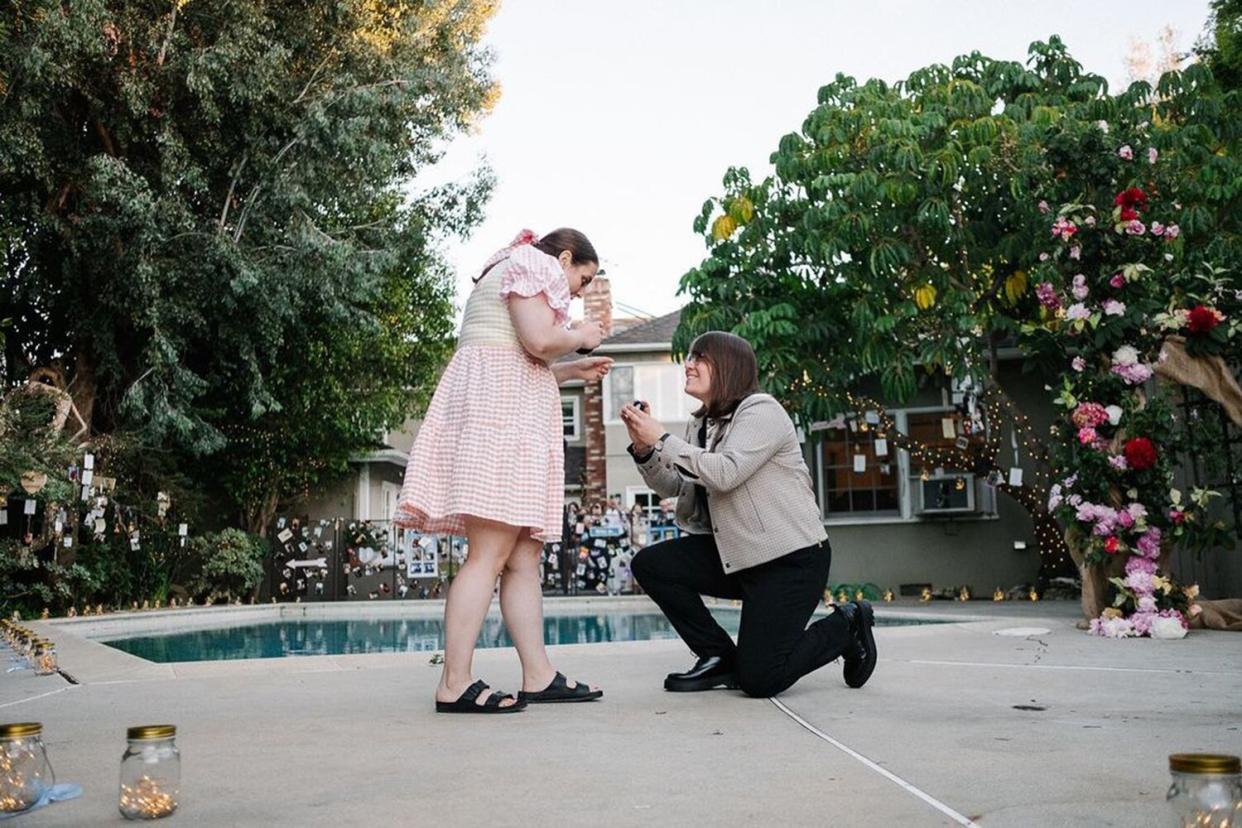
561, 396, 581, 441
811, 406, 997, 526
604, 362, 697, 425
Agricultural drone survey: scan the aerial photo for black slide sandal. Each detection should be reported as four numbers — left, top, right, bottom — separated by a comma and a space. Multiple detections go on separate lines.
435, 679, 526, 714
518, 672, 604, 703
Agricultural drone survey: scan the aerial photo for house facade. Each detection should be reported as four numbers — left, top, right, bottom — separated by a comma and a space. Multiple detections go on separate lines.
583, 310, 1062, 594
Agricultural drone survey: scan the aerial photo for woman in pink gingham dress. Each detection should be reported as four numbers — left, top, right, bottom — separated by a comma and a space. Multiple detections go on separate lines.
397, 228, 613, 713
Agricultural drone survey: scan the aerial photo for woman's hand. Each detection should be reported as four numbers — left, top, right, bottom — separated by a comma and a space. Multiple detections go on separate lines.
570, 356, 613, 382
570, 319, 605, 351
620, 402, 667, 449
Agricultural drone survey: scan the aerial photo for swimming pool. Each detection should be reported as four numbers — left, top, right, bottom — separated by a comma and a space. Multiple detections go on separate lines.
96, 609, 945, 663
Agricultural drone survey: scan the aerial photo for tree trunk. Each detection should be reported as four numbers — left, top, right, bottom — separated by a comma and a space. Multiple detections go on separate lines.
67, 349, 97, 438
247, 489, 280, 537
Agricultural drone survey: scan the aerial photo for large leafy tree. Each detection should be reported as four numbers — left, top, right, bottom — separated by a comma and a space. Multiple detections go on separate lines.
676, 37, 1242, 574
1, 0, 496, 527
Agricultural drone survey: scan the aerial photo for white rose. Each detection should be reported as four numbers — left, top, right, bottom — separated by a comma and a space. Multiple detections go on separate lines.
1112, 345, 1140, 366
1105, 405, 1123, 425
1150, 616, 1187, 640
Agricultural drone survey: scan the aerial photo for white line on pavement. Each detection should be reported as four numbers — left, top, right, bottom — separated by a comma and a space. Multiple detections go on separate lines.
905, 659, 1241, 676
770, 696, 980, 828
0, 685, 74, 709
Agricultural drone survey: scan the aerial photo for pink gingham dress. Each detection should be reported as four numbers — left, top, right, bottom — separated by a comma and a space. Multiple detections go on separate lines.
394, 232, 571, 542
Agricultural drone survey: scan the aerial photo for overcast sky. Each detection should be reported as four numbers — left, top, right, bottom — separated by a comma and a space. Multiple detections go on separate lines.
422, 0, 1213, 321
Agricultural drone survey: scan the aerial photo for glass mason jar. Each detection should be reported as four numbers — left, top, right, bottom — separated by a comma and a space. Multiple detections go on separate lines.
1168, 753, 1242, 827
119, 725, 180, 820
0, 722, 55, 814
32, 641, 57, 676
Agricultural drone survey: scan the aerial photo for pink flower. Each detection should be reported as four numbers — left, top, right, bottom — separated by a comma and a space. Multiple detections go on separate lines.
1148, 147, 1158, 164
1078, 426, 1099, 445
1038, 200, 1050, 214
1109, 455, 1129, 471
1110, 273, 1125, 288
1116, 509, 1135, 529
1126, 219, 1146, 235
1072, 274, 1089, 300
1137, 526, 1163, 559
1119, 145, 1134, 160
1066, 303, 1091, 321
1051, 217, 1078, 241
1165, 224, 1180, 239
1126, 569, 1155, 594
1072, 402, 1110, 428
1126, 503, 1148, 522
1112, 362, 1153, 384
1035, 282, 1061, 310
1137, 594, 1157, 612
1131, 611, 1156, 636
1103, 299, 1126, 316
1069, 245, 1081, 260
1125, 556, 1157, 576
1151, 221, 1164, 236
1168, 508, 1186, 525
1072, 356, 1086, 372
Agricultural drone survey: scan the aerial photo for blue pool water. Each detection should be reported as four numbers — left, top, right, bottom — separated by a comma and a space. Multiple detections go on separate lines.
99, 611, 944, 663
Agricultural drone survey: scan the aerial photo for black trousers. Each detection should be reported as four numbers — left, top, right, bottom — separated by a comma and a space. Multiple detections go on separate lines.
631, 533, 853, 698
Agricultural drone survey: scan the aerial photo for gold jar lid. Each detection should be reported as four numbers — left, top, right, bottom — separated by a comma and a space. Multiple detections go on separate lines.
127, 725, 176, 741
1170, 754, 1241, 774
0, 723, 42, 738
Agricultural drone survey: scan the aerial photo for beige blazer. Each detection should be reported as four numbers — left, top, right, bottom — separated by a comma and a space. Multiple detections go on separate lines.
634, 393, 827, 572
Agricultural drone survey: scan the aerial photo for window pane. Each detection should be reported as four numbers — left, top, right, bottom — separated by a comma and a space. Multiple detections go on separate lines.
608, 367, 633, 421
817, 422, 899, 518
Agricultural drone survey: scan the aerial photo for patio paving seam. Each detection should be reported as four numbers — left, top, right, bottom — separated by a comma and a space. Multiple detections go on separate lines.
903, 658, 1242, 676
769, 696, 981, 827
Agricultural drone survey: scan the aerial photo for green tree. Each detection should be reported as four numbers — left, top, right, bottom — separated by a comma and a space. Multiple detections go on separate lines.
0, 0, 495, 456
676, 38, 1242, 568
1199, 0, 1242, 91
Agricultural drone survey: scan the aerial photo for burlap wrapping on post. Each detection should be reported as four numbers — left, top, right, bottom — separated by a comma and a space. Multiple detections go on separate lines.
1190, 599, 1242, 631
1156, 336, 1242, 426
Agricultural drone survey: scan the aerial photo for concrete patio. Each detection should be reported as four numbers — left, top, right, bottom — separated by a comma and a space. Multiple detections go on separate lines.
2, 598, 1239, 827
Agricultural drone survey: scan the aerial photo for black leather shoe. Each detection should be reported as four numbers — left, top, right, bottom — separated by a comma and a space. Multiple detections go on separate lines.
664, 656, 739, 692
839, 601, 877, 689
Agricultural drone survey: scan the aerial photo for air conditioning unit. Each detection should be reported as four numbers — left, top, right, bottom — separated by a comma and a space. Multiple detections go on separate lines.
915, 473, 977, 515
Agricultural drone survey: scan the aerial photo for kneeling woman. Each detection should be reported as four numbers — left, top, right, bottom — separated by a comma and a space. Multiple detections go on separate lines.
621, 332, 876, 697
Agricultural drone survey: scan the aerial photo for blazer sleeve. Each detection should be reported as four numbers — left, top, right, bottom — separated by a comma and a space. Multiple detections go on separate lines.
657, 398, 789, 493
633, 449, 685, 499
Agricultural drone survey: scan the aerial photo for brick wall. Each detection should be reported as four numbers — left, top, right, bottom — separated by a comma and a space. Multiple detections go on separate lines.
581, 276, 612, 504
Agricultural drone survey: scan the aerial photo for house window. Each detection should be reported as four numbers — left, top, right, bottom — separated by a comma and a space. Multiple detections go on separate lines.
625, 486, 662, 521
561, 397, 581, 441
605, 363, 698, 423
817, 420, 900, 517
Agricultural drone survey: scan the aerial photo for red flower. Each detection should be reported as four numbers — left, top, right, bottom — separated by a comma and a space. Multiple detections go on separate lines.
1186, 305, 1224, 334
1113, 187, 1148, 211
1119, 207, 1138, 222
1124, 437, 1158, 471
1104, 536, 1121, 555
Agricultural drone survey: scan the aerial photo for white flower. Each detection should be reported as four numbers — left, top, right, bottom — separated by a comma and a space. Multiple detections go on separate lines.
1148, 147, 1159, 164
1096, 120, 1110, 133
1105, 405, 1123, 425
1066, 303, 1091, 321
1113, 345, 1140, 366
1150, 616, 1188, 640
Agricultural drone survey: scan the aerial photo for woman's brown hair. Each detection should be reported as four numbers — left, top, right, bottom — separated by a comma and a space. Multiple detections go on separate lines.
534, 228, 598, 266
688, 331, 760, 420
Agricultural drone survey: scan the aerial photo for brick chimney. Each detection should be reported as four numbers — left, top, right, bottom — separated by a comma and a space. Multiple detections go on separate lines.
581, 276, 612, 505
